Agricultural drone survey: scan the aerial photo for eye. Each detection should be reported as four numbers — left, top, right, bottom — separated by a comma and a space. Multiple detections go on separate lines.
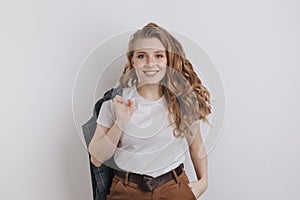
137, 54, 144, 59
156, 54, 164, 58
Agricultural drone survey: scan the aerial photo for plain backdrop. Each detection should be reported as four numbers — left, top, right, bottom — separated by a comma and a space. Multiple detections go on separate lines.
1, 0, 299, 199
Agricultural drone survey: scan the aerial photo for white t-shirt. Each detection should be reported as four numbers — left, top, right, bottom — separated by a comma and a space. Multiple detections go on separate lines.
97, 84, 188, 178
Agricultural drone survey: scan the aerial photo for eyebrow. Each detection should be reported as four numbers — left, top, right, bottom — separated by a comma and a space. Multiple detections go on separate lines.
135, 50, 166, 54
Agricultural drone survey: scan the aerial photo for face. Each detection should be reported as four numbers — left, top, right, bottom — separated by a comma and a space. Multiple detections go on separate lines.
131, 37, 167, 86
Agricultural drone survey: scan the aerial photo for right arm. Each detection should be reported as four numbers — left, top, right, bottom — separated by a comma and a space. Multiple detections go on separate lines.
88, 121, 124, 167
88, 95, 134, 167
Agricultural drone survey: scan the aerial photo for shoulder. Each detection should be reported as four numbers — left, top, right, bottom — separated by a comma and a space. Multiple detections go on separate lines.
100, 99, 113, 111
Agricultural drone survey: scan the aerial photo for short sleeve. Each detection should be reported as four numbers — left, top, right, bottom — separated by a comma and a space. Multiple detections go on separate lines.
96, 99, 116, 128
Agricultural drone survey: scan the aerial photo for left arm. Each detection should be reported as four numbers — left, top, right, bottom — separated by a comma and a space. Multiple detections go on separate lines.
185, 121, 208, 198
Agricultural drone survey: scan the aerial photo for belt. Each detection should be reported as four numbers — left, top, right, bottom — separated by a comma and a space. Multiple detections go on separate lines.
114, 163, 184, 192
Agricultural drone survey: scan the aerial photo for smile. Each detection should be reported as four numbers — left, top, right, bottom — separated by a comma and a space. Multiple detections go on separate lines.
143, 70, 159, 76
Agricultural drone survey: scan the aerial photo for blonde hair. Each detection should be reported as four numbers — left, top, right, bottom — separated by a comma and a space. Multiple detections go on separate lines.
119, 22, 212, 138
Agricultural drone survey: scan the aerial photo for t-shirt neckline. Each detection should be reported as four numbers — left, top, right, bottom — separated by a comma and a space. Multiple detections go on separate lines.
133, 84, 164, 104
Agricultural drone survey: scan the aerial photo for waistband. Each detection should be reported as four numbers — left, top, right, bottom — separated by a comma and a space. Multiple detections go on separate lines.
114, 163, 184, 191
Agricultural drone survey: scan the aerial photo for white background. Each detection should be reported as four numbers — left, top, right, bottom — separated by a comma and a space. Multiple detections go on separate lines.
1, 0, 299, 199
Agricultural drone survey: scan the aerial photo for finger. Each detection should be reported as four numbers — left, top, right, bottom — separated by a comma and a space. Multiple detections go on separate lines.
128, 99, 135, 109
113, 95, 123, 101
128, 99, 132, 106
113, 96, 124, 104
117, 99, 124, 104
114, 99, 122, 104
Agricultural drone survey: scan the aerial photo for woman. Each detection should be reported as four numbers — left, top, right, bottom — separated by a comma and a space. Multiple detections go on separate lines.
88, 22, 212, 200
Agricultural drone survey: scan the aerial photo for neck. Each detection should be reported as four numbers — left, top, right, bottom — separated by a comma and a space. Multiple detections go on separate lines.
136, 83, 162, 101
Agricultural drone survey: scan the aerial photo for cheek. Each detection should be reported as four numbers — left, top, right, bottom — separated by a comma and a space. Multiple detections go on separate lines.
159, 61, 167, 66
134, 67, 144, 75
160, 58, 167, 65
158, 58, 166, 67
132, 57, 145, 65
160, 68, 167, 77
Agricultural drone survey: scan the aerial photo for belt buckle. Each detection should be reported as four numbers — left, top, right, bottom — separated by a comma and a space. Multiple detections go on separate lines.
141, 175, 156, 192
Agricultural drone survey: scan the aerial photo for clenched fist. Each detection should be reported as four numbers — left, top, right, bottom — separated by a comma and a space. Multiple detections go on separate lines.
112, 95, 135, 129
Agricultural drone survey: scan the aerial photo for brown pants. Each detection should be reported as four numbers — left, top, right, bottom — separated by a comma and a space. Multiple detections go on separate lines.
106, 168, 197, 200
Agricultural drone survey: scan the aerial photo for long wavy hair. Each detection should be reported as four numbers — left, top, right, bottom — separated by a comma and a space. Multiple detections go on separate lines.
119, 22, 212, 138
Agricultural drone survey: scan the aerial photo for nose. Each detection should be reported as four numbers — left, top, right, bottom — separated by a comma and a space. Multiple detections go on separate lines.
146, 55, 156, 66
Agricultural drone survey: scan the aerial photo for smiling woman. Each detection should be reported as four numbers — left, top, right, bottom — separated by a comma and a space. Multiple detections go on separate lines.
131, 37, 168, 100
88, 22, 212, 200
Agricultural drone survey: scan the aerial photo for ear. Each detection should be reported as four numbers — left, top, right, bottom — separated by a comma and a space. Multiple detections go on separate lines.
131, 59, 135, 66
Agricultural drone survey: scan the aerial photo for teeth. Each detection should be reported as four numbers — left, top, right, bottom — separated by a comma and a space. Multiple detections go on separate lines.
144, 71, 158, 75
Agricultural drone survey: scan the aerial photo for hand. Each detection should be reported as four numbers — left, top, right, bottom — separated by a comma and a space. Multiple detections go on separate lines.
187, 178, 208, 199
112, 95, 135, 129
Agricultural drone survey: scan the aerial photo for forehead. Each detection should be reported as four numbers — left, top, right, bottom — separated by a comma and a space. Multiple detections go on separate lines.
133, 38, 165, 52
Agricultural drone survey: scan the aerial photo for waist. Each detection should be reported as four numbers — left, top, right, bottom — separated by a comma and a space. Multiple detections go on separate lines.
114, 163, 184, 192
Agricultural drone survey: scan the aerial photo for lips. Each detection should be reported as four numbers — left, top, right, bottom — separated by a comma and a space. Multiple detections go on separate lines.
143, 70, 159, 75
